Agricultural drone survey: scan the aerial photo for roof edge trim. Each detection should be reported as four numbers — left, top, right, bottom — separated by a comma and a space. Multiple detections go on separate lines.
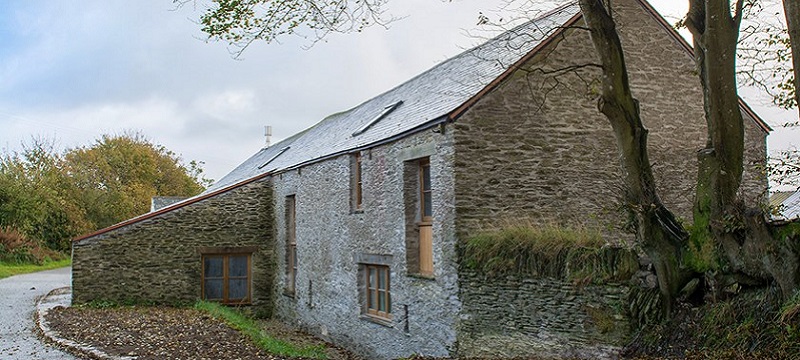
277, 115, 449, 176
447, 9, 583, 121
73, 170, 274, 243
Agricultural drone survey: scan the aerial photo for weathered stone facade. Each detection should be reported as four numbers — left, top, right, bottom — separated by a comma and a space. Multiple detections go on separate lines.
450, 0, 768, 356
272, 129, 460, 359
72, 179, 276, 315
452, 0, 768, 238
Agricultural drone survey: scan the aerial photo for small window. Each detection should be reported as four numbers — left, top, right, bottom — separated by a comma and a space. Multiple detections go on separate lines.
405, 157, 434, 277
352, 152, 363, 211
286, 195, 297, 295
363, 264, 391, 320
419, 158, 432, 222
202, 254, 251, 304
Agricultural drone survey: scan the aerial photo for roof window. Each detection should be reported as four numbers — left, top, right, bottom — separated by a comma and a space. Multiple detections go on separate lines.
257, 146, 291, 169
352, 101, 403, 137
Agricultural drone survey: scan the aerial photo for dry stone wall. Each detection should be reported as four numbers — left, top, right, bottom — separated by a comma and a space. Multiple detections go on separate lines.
72, 179, 276, 315
457, 271, 632, 359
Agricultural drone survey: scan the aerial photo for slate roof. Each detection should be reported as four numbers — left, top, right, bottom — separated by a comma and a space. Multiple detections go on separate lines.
74, 0, 775, 242
204, 2, 582, 193
771, 191, 800, 221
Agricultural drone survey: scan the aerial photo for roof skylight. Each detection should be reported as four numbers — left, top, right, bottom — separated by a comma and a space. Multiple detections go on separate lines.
352, 101, 403, 137
257, 146, 291, 169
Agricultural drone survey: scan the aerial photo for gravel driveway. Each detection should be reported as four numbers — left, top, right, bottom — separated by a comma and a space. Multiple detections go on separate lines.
0, 267, 77, 359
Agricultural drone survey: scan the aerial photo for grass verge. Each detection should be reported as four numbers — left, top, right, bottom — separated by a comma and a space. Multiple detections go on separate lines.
195, 301, 327, 359
0, 258, 72, 279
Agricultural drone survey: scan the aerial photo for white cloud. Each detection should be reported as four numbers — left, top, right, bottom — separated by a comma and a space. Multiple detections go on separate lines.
193, 89, 257, 118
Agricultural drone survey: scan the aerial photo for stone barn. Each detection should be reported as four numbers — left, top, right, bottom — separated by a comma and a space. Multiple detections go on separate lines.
72, 0, 770, 358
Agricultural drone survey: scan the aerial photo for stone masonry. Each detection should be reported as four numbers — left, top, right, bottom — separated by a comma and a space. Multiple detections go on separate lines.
451, 0, 768, 356
272, 129, 460, 359
458, 271, 631, 359
452, 0, 768, 239
72, 179, 276, 316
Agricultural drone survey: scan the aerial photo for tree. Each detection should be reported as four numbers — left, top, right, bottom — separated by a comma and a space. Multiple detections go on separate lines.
190, 0, 800, 313
0, 133, 211, 254
0, 138, 89, 251
736, 1, 795, 110
185, 0, 391, 56
736, 0, 800, 120
583, 0, 800, 307
575, 0, 691, 314
64, 132, 208, 229
784, 0, 800, 115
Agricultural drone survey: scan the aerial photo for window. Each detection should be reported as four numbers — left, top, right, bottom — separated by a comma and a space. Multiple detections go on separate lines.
351, 152, 363, 211
363, 264, 391, 320
286, 195, 297, 295
404, 157, 434, 277
419, 158, 432, 222
202, 253, 251, 304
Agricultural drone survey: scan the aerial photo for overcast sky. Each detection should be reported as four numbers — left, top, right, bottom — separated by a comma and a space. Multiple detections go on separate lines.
1, 0, 797, 184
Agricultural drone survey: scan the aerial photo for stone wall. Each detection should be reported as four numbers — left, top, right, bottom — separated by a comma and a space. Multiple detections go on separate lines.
457, 271, 631, 359
72, 179, 276, 315
452, 0, 768, 239
272, 129, 460, 360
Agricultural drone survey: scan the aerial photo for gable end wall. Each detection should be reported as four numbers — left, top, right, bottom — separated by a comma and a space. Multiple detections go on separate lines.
72, 178, 276, 314
453, 0, 766, 240
452, 0, 766, 356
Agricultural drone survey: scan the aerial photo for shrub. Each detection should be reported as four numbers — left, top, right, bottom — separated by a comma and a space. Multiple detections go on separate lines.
0, 226, 64, 264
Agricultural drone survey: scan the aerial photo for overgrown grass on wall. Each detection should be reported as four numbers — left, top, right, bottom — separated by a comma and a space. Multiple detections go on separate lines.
462, 224, 638, 283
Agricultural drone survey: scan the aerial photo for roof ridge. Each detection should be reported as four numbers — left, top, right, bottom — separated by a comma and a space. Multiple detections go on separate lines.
272, 2, 580, 142
205, 3, 581, 193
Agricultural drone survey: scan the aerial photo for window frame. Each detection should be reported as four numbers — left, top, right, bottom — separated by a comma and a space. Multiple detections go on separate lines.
353, 152, 363, 212
363, 263, 392, 321
285, 195, 297, 296
419, 158, 432, 223
201, 252, 252, 305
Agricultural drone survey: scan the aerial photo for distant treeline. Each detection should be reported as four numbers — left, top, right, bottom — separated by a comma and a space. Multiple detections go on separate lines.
0, 132, 211, 261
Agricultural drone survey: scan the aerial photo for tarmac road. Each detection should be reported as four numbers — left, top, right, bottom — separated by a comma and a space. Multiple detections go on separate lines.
0, 267, 78, 359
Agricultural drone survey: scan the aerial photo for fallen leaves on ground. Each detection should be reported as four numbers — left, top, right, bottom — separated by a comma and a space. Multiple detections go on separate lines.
45, 306, 356, 360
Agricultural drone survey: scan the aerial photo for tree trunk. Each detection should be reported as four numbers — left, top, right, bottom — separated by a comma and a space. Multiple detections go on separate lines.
784, 0, 800, 114
578, 0, 691, 315
687, 0, 800, 300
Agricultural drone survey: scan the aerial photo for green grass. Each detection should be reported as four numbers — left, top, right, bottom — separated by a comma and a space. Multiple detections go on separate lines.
462, 223, 638, 283
195, 301, 327, 359
0, 258, 71, 279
